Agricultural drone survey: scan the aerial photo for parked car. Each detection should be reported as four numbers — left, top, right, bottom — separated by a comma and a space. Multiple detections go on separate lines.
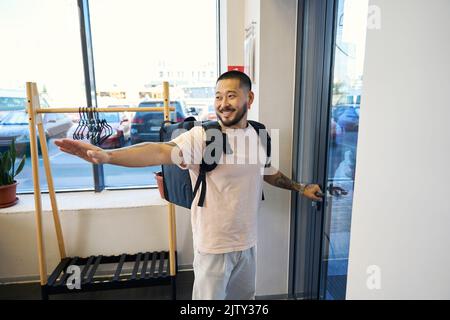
332, 105, 359, 132
330, 118, 343, 140
66, 112, 129, 149
130, 100, 187, 144
181, 85, 215, 119
185, 106, 200, 117
0, 89, 50, 119
102, 105, 129, 141
337, 94, 361, 105
332, 94, 361, 133
199, 104, 217, 121
0, 111, 72, 156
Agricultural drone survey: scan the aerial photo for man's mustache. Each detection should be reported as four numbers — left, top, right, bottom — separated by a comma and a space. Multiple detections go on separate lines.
219, 108, 235, 112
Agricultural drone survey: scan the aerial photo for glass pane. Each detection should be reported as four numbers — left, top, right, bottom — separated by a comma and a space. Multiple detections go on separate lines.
88, 0, 218, 188
320, 0, 369, 300
0, 0, 92, 193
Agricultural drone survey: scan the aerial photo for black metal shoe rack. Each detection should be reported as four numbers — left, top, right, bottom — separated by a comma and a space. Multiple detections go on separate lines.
41, 251, 177, 299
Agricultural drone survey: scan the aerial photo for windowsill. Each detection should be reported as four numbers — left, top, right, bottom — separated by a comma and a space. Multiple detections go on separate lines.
0, 188, 167, 214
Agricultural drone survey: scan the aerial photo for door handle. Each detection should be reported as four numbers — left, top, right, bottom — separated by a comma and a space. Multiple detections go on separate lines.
327, 183, 348, 196
312, 184, 325, 211
312, 183, 348, 212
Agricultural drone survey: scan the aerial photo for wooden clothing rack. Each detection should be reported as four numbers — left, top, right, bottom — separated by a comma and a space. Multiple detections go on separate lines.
25, 81, 178, 299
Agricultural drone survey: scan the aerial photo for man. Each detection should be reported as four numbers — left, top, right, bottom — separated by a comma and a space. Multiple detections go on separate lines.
55, 71, 323, 300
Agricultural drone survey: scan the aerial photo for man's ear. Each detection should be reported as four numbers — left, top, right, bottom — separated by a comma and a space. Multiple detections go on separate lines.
248, 91, 255, 108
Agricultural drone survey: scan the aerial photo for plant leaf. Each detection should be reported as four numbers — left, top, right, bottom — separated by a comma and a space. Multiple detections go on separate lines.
4, 151, 12, 173
2, 152, 9, 174
11, 139, 16, 177
3, 172, 9, 185
15, 155, 26, 177
10, 139, 16, 161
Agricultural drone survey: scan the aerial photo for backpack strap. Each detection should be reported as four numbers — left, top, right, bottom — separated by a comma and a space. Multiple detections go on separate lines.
248, 120, 271, 167
193, 120, 271, 206
193, 121, 230, 207
248, 120, 272, 201
192, 169, 207, 207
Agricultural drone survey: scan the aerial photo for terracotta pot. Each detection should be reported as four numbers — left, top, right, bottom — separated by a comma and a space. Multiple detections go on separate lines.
0, 181, 18, 208
154, 172, 165, 199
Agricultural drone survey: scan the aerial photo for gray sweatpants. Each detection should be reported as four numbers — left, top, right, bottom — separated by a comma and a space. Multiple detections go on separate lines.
192, 246, 256, 300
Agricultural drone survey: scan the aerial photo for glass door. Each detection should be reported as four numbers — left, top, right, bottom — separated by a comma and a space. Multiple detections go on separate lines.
319, 0, 369, 300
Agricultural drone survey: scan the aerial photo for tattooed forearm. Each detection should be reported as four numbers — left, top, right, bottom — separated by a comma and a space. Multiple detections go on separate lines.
273, 172, 295, 190
264, 171, 305, 193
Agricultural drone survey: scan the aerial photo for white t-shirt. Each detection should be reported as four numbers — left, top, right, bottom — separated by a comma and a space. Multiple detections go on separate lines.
171, 124, 268, 254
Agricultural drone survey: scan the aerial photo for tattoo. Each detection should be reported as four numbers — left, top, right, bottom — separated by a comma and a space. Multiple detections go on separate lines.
273, 172, 295, 190
265, 171, 305, 193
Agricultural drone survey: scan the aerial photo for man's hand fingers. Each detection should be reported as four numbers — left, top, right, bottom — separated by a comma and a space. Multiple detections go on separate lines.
315, 191, 324, 197
55, 138, 92, 150
55, 139, 82, 154
55, 139, 107, 164
307, 192, 323, 202
314, 187, 324, 201
58, 147, 76, 156
304, 185, 324, 202
54, 139, 64, 147
315, 187, 324, 197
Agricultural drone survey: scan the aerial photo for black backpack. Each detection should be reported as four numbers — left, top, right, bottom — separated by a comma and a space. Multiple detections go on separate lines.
159, 117, 271, 209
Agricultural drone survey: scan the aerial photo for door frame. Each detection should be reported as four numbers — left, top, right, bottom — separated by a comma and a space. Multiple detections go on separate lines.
288, 0, 338, 300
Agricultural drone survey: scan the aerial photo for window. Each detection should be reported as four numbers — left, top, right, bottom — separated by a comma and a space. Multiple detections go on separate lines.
88, 0, 218, 188
0, 0, 90, 193
0, 0, 218, 193
320, 0, 369, 300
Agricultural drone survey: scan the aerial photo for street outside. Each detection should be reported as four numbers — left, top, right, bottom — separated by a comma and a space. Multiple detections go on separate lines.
15, 138, 160, 193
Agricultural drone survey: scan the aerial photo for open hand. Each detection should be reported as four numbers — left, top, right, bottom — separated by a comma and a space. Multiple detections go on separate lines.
54, 138, 110, 164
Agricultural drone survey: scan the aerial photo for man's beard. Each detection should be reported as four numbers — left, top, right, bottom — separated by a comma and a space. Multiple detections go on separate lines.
216, 103, 248, 127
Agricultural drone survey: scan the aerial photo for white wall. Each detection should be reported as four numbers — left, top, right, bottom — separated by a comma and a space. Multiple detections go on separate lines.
244, 0, 297, 296
0, 190, 193, 282
244, 0, 260, 121
220, 0, 245, 73
346, 0, 450, 299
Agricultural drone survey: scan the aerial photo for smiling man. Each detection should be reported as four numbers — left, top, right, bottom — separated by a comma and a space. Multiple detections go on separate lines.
54, 70, 323, 300
214, 73, 252, 127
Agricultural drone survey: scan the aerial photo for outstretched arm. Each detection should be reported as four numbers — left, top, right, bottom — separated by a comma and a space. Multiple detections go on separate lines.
54, 139, 182, 167
264, 170, 323, 201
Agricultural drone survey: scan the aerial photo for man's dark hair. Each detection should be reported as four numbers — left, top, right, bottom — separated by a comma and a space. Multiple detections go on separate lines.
216, 70, 252, 91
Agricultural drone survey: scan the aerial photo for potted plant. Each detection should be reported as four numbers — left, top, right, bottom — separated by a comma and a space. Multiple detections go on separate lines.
0, 139, 26, 208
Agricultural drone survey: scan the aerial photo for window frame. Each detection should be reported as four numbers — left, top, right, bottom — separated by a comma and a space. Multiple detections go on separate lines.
78, 0, 220, 193
289, 0, 337, 300
6, 0, 219, 195
10, 0, 220, 195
